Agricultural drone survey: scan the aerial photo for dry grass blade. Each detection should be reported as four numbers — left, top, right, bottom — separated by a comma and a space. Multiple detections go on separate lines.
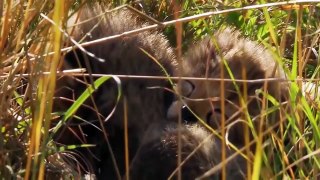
0, 0, 319, 179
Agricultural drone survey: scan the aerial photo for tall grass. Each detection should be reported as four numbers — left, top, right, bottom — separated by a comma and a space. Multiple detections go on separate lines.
0, 0, 319, 179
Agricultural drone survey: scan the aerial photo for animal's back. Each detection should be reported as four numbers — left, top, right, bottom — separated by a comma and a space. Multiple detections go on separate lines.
55, 4, 177, 178
62, 4, 177, 129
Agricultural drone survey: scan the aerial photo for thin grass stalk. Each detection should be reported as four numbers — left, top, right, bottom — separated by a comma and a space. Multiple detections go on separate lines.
314, 45, 320, 177
219, 41, 227, 180
0, 0, 11, 52
124, 97, 129, 180
0, 0, 3, 21
172, 2, 183, 180
38, 0, 65, 179
262, 5, 279, 53
15, 0, 34, 53
295, 6, 306, 174
241, 66, 252, 180
297, 5, 304, 135
23, 12, 46, 180
252, 76, 268, 180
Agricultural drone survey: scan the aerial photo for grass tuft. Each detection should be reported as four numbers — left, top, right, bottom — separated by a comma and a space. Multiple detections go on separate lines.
0, 0, 319, 179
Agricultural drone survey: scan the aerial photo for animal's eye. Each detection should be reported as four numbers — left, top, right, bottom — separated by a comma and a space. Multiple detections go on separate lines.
206, 109, 225, 129
181, 105, 197, 123
181, 80, 195, 97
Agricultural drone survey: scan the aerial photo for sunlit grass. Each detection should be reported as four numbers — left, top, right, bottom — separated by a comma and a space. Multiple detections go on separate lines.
0, 0, 319, 179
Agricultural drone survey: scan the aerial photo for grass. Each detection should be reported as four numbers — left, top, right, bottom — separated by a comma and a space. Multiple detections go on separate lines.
0, 0, 319, 179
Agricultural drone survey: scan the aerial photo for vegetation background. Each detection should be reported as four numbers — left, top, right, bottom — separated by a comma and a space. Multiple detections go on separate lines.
0, 0, 319, 179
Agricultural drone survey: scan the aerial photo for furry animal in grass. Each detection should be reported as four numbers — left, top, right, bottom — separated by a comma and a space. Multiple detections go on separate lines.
55, 4, 240, 179
129, 122, 247, 180
129, 29, 289, 180
55, 4, 177, 179
52, 3, 289, 180
167, 28, 289, 150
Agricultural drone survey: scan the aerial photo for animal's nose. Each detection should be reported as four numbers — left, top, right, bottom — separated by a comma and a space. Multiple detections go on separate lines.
181, 105, 197, 123
167, 101, 197, 123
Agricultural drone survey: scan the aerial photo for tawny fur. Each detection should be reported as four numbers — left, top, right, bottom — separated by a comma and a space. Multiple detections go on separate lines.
54, 4, 177, 179
55, 4, 263, 180
129, 123, 247, 180
168, 28, 289, 147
